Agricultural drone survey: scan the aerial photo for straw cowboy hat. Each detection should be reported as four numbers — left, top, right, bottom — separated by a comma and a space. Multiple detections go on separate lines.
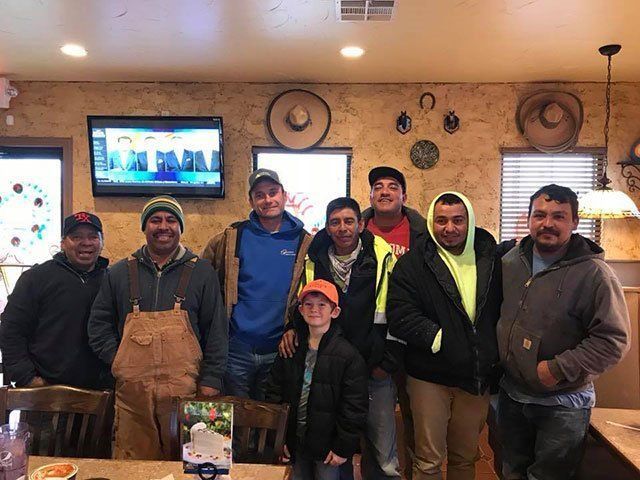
516, 91, 583, 153
267, 89, 331, 150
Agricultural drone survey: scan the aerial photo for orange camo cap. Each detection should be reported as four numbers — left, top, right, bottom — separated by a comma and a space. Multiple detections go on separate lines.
298, 279, 339, 306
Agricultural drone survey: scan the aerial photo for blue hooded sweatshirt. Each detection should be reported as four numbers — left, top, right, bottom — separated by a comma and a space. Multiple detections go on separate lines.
231, 210, 304, 351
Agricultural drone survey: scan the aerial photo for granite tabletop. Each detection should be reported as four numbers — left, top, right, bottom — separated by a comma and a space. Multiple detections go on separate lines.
28, 455, 289, 479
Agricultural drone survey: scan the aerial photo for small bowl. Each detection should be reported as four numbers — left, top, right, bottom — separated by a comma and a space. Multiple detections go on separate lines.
30, 462, 78, 480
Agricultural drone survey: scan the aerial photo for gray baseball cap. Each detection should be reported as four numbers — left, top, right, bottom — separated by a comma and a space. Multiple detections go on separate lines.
249, 168, 283, 192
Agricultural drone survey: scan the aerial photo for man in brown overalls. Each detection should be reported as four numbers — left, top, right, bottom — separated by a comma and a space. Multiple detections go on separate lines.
88, 196, 227, 460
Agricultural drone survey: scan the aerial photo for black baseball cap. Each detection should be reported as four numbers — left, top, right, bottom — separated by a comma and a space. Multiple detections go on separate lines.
368, 167, 406, 193
63, 212, 103, 236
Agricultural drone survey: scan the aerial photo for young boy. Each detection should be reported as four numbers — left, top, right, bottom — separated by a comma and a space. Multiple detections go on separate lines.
266, 279, 368, 480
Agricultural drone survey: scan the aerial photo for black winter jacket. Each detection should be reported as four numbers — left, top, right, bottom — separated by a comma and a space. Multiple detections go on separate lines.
0, 253, 110, 388
265, 323, 368, 461
297, 228, 400, 373
387, 228, 502, 394
87, 246, 228, 390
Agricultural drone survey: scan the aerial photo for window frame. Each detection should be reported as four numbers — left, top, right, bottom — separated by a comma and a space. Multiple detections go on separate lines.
499, 147, 605, 244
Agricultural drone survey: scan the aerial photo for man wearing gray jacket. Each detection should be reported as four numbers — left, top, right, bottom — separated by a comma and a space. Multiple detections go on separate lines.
88, 196, 227, 460
497, 184, 630, 480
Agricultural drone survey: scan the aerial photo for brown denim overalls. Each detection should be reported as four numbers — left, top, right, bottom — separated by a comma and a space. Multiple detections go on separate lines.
111, 257, 202, 460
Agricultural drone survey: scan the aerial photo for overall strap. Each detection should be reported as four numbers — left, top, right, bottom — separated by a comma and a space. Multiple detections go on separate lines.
173, 257, 198, 312
127, 257, 142, 315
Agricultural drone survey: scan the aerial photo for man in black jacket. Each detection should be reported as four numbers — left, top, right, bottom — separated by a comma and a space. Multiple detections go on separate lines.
387, 192, 502, 480
280, 197, 401, 480
88, 196, 227, 460
0, 212, 109, 389
362, 166, 427, 479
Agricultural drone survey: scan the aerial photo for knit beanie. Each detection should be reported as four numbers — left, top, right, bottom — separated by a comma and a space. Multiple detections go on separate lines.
141, 195, 185, 232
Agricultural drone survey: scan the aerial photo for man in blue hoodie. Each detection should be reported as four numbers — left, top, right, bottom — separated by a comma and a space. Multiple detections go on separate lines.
202, 168, 312, 400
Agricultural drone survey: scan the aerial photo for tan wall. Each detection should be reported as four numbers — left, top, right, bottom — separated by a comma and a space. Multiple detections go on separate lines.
1, 81, 639, 260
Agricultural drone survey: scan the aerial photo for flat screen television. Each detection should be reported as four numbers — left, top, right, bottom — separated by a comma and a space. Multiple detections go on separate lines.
88, 116, 224, 198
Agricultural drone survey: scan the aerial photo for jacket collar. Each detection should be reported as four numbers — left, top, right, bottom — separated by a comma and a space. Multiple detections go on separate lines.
420, 228, 497, 316
296, 321, 343, 355
518, 233, 604, 269
133, 244, 196, 272
362, 205, 427, 235
54, 252, 109, 274
308, 228, 375, 262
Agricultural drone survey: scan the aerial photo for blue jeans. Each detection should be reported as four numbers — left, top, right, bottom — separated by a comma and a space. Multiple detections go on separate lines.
294, 442, 341, 480
224, 336, 277, 400
498, 389, 591, 480
341, 375, 401, 480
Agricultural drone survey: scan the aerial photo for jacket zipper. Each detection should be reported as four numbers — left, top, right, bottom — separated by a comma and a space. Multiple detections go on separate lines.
471, 259, 495, 393
504, 256, 564, 366
425, 251, 494, 394
58, 261, 88, 284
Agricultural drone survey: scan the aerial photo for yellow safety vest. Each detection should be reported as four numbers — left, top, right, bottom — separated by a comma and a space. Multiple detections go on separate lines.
299, 235, 396, 324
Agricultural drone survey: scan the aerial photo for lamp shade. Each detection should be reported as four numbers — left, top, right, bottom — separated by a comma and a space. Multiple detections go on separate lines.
578, 188, 640, 219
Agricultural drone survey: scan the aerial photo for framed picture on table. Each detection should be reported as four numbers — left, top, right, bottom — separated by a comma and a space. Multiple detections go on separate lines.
177, 399, 233, 478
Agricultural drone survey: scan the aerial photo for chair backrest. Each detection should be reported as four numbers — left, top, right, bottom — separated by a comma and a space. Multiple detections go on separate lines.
172, 395, 289, 464
0, 385, 113, 458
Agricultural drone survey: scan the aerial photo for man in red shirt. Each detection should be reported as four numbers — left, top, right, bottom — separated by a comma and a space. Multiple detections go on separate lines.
362, 166, 427, 480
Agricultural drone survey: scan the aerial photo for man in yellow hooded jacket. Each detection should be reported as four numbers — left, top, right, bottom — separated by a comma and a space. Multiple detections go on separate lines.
387, 192, 503, 480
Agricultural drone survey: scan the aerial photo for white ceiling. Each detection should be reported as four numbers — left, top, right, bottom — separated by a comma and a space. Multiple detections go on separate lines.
1, 0, 640, 83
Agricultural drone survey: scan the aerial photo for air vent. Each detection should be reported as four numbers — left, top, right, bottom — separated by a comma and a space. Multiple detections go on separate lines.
335, 0, 396, 22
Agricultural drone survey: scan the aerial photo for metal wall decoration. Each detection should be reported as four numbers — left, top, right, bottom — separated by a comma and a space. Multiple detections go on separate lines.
444, 111, 460, 134
396, 111, 412, 134
618, 137, 640, 192
410, 140, 439, 169
419, 92, 436, 111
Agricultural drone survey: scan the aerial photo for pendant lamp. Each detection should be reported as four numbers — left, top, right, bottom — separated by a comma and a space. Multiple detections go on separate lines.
578, 44, 640, 219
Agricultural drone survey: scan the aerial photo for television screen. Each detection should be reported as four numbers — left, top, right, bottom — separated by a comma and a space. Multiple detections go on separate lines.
88, 116, 224, 198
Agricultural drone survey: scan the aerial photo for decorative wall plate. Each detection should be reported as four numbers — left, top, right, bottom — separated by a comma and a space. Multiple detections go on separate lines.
410, 140, 439, 169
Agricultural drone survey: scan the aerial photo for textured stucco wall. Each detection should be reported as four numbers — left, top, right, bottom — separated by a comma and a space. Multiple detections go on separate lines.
1, 81, 639, 260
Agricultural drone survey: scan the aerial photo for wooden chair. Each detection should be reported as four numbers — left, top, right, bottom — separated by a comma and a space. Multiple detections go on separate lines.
0, 385, 113, 458
172, 395, 289, 464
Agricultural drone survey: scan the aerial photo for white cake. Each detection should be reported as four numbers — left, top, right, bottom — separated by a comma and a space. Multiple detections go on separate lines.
190, 422, 225, 457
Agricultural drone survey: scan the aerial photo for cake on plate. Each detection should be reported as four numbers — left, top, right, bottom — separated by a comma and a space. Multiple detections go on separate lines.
190, 422, 225, 457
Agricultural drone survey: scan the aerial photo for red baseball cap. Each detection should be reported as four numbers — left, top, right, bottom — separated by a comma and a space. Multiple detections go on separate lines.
298, 279, 339, 306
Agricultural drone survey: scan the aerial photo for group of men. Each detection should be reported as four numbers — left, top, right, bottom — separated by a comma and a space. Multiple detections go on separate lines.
0, 165, 630, 480
108, 135, 220, 172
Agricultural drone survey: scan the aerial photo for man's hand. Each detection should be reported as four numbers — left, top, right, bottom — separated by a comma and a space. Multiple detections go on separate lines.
371, 366, 389, 380
199, 385, 220, 397
537, 361, 559, 387
324, 451, 347, 466
27, 376, 46, 387
279, 444, 291, 464
279, 329, 298, 358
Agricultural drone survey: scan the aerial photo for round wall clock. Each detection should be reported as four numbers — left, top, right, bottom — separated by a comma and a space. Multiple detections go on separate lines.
410, 140, 439, 169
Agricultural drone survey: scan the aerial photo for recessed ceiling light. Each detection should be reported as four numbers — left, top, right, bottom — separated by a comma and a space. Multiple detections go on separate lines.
60, 44, 87, 57
340, 46, 365, 58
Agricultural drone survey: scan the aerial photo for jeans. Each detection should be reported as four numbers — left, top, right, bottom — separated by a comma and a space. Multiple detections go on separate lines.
223, 336, 278, 400
340, 375, 401, 480
498, 389, 591, 480
294, 442, 341, 480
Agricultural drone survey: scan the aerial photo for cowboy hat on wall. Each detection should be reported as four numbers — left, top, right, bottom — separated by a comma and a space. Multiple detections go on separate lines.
267, 89, 332, 150
516, 91, 584, 154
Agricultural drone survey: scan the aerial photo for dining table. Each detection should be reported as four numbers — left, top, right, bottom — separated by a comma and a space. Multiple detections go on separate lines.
28, 455, 289, 479
589, 407, 640, 476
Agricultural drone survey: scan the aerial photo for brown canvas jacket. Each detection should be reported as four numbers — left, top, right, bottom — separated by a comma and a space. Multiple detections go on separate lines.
498, 234, 630, 395
201, 220, 312, 322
